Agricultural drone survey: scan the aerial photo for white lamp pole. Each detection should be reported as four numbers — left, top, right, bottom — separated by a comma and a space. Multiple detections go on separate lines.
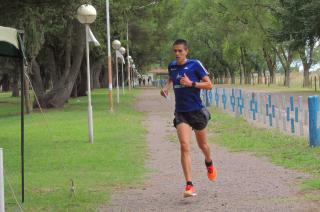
130, 58, 134, 87
119, 47, 126, 95
77, 4, 97, 144
126, 21, 131, 91
112, 40, 121, 104
128, 56, 132, 88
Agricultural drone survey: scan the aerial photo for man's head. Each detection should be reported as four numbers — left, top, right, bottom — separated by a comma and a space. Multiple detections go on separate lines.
172, 39, 189, 65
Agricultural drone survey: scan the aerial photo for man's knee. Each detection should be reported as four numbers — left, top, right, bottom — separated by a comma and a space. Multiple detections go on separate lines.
180, 142, 190, 153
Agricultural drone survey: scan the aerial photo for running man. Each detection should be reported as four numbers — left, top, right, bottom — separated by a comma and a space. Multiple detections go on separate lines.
160, 39, 217, 198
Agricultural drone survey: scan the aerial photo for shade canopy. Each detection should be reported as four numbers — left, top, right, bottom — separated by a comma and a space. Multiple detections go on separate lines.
0, 26, 20, 57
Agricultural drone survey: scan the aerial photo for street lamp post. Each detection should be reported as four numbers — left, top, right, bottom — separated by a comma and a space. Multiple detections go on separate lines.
77, 4, 97, 144
130, 58, 134, 87
112, 40, 121, 104
126, 21, 131, 91
132, 63, 136, 87
119, 47, 126, 95
105, 0, 113, 111
128, 55, 132, 88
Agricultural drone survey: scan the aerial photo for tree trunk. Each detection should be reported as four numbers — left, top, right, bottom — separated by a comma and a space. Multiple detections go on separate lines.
284, 65, 290, 86
24, 67, 33, 113
262, 46, 276, 84
92, 58, 103, 89
273, 45, 292, 87
240, 47, 246, 84
100, 61, 108, 88
225, 68, 231, 84
11, 60, 20, 97
283, 55, 292, 87
258, 71, 262, 84
299, 45, 314, 87
0, 74, 10, 91
30, 58, 46, 107
35, 20, 86, 108
77, 57, 87, 97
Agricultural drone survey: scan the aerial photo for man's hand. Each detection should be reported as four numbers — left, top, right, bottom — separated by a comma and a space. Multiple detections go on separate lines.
160, 88, 168, 98
180, 73, 193, 87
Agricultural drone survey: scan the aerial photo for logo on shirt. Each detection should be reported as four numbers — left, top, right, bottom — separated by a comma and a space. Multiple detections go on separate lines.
176, 73, 182, 80
170, 68, 177, 71
184, 67, 189, 70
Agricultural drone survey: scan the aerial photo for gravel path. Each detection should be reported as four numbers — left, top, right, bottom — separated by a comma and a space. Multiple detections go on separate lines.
100, 88, 319, 212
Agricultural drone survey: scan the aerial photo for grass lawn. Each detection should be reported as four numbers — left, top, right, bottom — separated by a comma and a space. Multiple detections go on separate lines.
208, 107, 320, 198
0, 89, 146, 211
0, 92, 21, 117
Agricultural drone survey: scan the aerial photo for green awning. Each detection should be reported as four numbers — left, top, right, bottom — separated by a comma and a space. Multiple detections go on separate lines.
0, 26, 20, 57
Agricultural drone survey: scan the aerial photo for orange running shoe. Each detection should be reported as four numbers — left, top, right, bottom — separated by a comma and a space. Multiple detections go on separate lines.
184, 184, 197, 198
207, 165, 217, 181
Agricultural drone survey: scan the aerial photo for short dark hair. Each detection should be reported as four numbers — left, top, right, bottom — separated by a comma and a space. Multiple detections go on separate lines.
173, 39, 188, 49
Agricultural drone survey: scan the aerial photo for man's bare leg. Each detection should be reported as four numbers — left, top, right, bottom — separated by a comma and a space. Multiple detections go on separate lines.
195, 128, 212, 162
176, 123, 192, 182
195, 128, 217, 181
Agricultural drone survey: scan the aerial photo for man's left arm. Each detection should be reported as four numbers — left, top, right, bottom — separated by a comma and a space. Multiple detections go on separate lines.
194, 76, 213, 90
180, 74, 213, 90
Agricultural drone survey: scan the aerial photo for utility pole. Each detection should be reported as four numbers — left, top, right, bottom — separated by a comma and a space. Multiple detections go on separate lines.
106, 0, 113, 111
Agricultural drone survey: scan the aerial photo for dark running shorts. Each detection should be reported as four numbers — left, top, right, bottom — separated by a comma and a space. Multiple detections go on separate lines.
173, 108, 211, 130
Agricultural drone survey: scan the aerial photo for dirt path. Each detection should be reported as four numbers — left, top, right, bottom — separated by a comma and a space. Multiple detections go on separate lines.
100, 88, 319, 212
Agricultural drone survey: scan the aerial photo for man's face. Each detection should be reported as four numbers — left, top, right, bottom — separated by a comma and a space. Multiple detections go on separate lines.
173, 44, 188, 64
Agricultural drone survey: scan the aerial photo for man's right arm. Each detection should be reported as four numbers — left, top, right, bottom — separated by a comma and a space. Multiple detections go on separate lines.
160, 79, 172, 97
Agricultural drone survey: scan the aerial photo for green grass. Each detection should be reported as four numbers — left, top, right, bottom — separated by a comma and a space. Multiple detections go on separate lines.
0, 92, 21, 117
208, 107, 320, 192
0, 89, 147, 211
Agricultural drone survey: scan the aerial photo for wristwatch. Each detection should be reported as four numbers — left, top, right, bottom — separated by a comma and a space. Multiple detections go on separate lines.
192, 81, 196, 87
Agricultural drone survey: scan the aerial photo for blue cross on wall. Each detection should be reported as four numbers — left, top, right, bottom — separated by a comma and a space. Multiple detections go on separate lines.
286, 96, 299, 133
230, 89, 236, 112
208, 89, 213, 106
215, 88, 220, 107
250, 93, 258, 120
201, 90, 206, 105
237, 89, 244, 115
265, 94, 275, 126
222, 89, 227, 110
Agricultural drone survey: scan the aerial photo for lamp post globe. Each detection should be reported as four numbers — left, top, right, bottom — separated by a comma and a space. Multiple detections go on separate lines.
77, 4, 97, 24
119, 47, 126, 55
112, 40, 121, 50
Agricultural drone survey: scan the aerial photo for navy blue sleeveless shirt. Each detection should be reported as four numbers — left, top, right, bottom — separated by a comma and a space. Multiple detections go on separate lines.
168, 59, 209, 112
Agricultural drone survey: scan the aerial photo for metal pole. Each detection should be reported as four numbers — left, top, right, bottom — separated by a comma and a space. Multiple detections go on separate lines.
131, 66, 134, 88
106, 0, 113, 111
121, 60, 125, 95
116, 51, 119, 104
0, 148, 4, 212
308, 96, 320, 147
86, 25, 94, 144
126, 21, 131, 91
20, 49, 24, 203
